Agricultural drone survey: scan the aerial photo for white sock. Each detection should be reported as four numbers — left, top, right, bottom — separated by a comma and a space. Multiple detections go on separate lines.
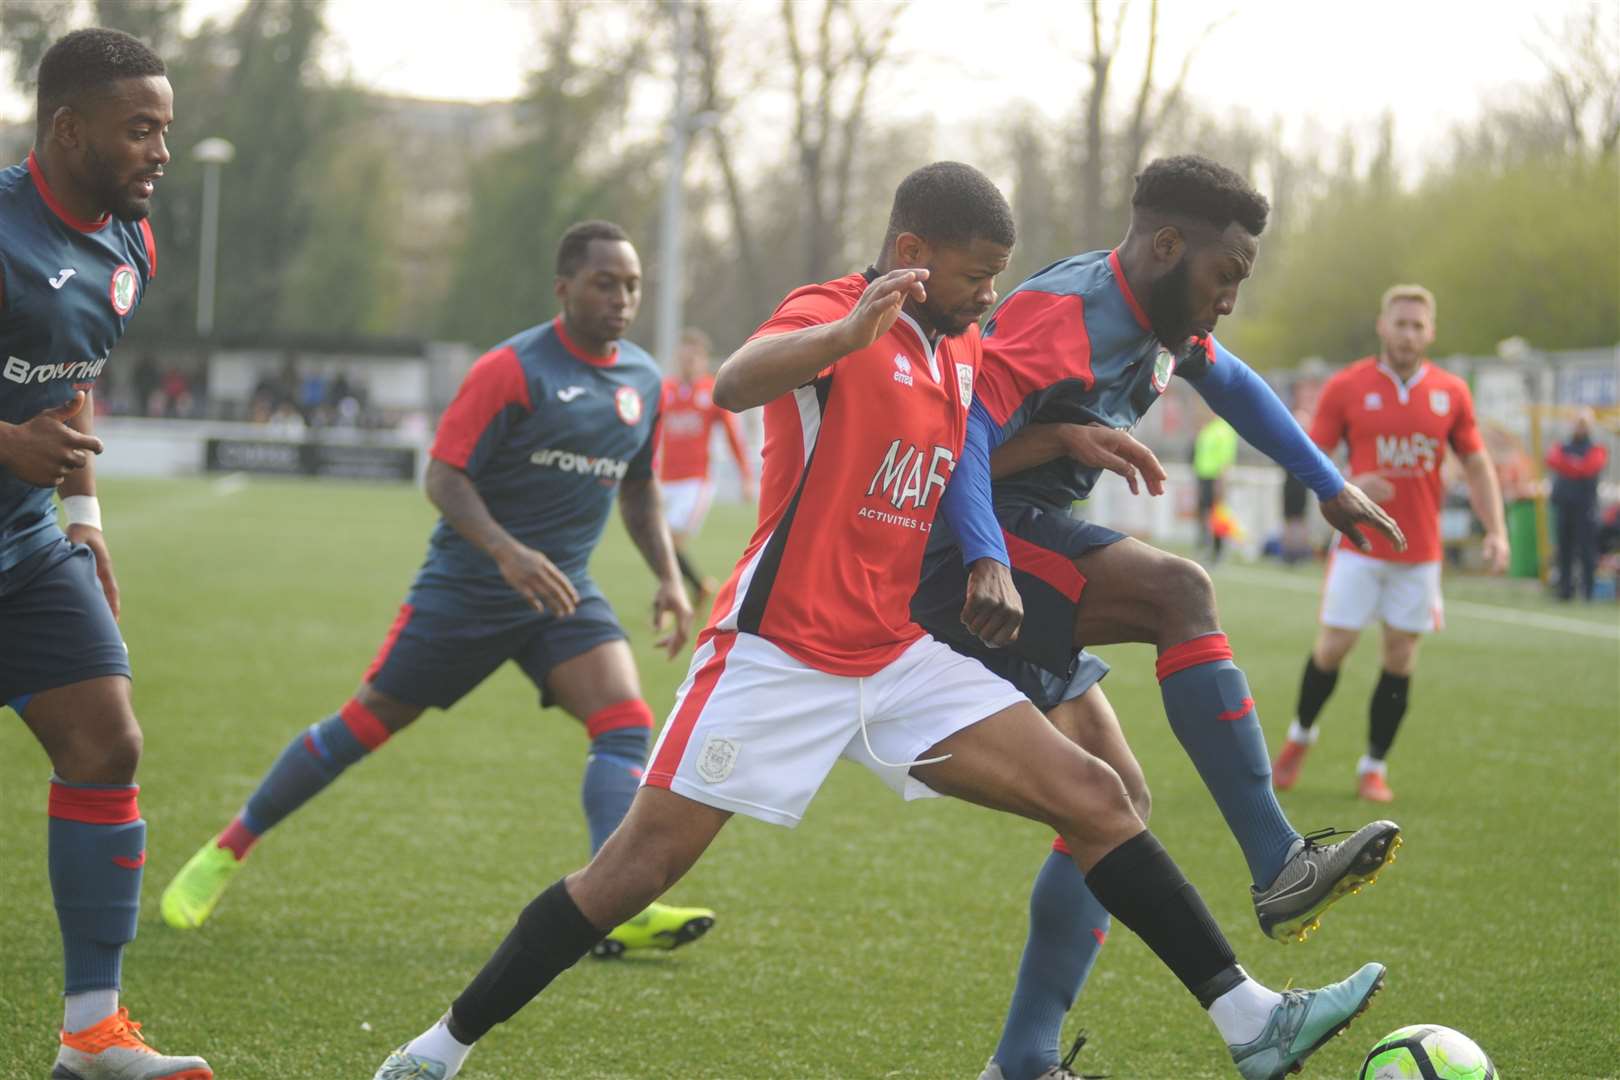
1357, 754, 1386, 777
1287, 720, 1318, 744
404, 1016, 474, 1076
64, 989, 118, 1033
1207, 970, 1284, 1046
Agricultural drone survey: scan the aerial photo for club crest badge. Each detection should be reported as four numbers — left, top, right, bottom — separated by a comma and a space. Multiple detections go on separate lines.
955, 362, 974, 408
614, 386, 642, 425
1150, 348, 1176, 394
109, 264, 138, 316
1429, 389, 1450, 416
696, 735, 738, 784
1364, 392, 1383, 411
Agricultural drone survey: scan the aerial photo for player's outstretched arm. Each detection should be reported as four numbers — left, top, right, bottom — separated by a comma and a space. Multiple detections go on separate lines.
990, 421, 1167, 495
424, 458, 579, 615
712, 268, 929, 412
1462, 449, 1510, 573
1319, 481, 1406, 554
618, 475, 693, 658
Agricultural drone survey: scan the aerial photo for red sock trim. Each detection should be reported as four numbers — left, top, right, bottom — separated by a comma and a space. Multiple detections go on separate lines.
217, 817, 258, 860
585, 699, 655, 740
1216, 697, 1256, 723
1155, 632, 1233, 682
1050, 835, 1071, 856
1092, 927, 1108, 946
48, 782, 140, 825
340, 699, 392, 750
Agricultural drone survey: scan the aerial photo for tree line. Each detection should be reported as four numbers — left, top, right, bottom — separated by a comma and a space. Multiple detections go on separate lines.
3, 0, 1614, 365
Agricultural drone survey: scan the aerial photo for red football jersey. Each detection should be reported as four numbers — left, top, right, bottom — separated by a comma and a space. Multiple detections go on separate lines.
656, 375, 751, 483
703, 272, 981, 676
1311, 357, 1484, 563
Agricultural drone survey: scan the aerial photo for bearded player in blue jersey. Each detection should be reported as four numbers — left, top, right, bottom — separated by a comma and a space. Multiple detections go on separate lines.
912, 157, 1407, 1080
1, 28, 214, 1080
161, 221, 716, 957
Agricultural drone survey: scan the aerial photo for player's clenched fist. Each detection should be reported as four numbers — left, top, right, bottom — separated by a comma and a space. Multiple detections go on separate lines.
494, 541, 580, 616
961, 557, 1023, 648
0, 392, 104, 487
837, 268, 929, 354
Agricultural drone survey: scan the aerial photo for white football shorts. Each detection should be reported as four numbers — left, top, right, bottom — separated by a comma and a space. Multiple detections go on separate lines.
644, 630, 1029, 827
1320, 547, 1445, 634
661, 478, 714, 536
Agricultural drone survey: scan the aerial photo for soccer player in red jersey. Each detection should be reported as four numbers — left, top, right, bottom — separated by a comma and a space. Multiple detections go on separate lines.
1276, 284, 1508, 802
656, 327, 754, 598
376, 163, 1386, 1080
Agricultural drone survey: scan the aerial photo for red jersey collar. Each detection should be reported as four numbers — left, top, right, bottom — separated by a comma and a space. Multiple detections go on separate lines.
27, 151, 111, 234
1107, 249, 1152, 332
553, 316, 618, 367
1375, 357, 1428, 400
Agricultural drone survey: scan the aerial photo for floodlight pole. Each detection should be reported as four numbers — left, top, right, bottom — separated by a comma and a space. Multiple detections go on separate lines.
193, 137, 235, 339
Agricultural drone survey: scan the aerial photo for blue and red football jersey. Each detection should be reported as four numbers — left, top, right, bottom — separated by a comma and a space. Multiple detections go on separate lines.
0, 153, 156, 570
412, 317, 663, 614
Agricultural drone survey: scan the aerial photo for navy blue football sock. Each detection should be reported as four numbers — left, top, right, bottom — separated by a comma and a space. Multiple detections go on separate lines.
225, 700, 389, 857
993, 846, 1109, 1080
48, 781, 145, 994
1158, 633, 1300, 888
580, 702, 653, 855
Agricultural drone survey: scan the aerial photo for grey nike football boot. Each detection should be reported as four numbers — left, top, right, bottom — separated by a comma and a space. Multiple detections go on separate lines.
1253, 821, 1402, 943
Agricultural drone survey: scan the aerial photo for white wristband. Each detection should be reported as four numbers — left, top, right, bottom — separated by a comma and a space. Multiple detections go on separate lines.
61, 495, 102, 531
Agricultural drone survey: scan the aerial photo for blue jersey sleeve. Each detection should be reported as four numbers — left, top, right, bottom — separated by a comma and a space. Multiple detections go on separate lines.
938, 397, 1010, 566
1185, 338, 1345, 500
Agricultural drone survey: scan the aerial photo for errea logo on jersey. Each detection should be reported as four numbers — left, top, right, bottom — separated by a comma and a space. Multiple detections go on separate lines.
531, 447, 630, 479
866, 438, 955, 511
4, 354, 109, 385
892, 354, 913, 387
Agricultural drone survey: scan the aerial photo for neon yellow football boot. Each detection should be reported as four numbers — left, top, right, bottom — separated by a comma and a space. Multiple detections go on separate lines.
590, 901, 716, 958
160, 840, 242, 930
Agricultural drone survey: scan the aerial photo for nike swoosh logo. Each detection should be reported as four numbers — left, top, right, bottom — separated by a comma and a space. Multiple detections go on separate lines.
113, 851, 147, 870
1265, 861, 1318, 904
557, 386, 587, 402
49, 269, 76, 289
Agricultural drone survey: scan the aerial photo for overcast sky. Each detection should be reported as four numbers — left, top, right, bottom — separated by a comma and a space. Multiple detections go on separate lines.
0, 0, 1588, 164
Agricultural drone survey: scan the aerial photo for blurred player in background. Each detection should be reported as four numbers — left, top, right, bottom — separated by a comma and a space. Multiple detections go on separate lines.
656, 327, 754, 599
1276, 284, 1508, 802
162, 221, 715, 958
1545, 406, 1608, 601
0, 28, 213, 1080
910, 156, 1403, 1080
376, 161, 1385, 1080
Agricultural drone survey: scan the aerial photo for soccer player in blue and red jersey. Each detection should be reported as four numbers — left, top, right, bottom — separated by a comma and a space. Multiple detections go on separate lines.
161, 221, 716, 957
909, 157, 1406, 1080
376, 162, 1384, 1080
1, 28, 213, 1080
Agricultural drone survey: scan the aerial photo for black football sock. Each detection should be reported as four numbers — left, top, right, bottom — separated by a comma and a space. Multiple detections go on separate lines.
1367, 670, 1411, 760
1083, 830, 1243, 1007
447, 879, 605, 1044
675, 549, 706, 592
1295, 655, 1339, 730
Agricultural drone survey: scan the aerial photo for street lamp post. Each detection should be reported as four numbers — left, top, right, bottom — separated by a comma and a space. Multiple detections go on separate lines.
193, 136, 235, 339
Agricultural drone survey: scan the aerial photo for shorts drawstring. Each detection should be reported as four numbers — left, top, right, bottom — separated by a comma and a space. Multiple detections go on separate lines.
855, 676, 952, 770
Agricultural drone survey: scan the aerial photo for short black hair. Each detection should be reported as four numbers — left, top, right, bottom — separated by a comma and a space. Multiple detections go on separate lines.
556, 220, 631, 277
1132, 155, 1269, 236
883, 161, 1016, 252
36, 28, 166, 140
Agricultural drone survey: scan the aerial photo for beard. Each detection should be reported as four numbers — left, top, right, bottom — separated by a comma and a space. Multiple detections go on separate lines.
913, 295, 982, 340
1145, 256, 1195, 346
85, 143, 150, 222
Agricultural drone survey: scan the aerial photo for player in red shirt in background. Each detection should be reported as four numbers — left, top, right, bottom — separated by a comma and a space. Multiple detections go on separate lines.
657, 327, 754, 598
1275, 285, 1508, 802
1544, 407, 1609, 601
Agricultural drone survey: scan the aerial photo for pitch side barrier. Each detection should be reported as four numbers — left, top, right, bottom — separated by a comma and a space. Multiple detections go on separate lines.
93, 418, 426, 483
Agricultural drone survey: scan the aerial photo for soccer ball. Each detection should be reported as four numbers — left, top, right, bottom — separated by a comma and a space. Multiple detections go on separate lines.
1359, 1025, 1498, 1079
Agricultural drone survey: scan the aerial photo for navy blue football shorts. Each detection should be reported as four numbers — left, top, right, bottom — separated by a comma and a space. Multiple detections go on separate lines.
364, 594, 628, 711
913, 503, 1126, 688
2, 538, 130, 714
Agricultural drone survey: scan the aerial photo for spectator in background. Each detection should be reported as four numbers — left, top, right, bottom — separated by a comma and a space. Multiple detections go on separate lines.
159, 365, 192, 417
1280, 408, 1313, 563
1193, 413, 1237, 563
1545, 407, 1608, 601
133, 354, 160, 417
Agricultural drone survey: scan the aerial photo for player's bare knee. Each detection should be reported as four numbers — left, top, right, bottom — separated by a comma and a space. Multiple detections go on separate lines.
60, 716, 142, 784
1049, 754, 1139, 837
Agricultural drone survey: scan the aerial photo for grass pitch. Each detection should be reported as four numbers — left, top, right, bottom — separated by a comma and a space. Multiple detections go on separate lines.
1, 476, 1616, 1078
